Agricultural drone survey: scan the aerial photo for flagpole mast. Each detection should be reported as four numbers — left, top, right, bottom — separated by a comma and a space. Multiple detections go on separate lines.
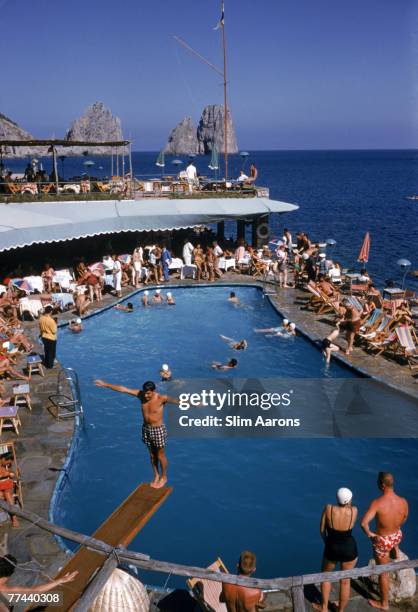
221, 0, 228, 180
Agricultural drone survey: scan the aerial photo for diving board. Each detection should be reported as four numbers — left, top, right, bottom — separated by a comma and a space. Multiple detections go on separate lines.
43, 483, 172, 611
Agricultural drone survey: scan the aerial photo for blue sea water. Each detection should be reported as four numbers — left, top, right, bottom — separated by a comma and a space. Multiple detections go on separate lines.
7, 149, 418, 288
55, 286, 418, 586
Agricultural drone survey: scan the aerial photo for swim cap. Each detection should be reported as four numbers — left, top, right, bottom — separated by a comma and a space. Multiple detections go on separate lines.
167, 292, 172, 298
144, 290, 149, 296
76, 318, 82, 324
337, 487, 353, 505
283, 319, 289, 326
162, 364, 169, 371
319, 253, 326, 258
156, 289, 161, 294
289, 323, 296, 330
302, 253, 309, 260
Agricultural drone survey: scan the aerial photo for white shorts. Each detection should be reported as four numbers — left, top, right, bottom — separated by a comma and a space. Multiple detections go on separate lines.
114, 272, 122, 291
133, 262, 142, 272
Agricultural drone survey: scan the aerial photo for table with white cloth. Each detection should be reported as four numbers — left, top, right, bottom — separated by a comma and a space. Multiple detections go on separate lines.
23, 276, 44, 293
104, 274, 115, 288
51, 293, 75, 310
218, 257, 236, 271
18, 298, 44, 319
169, 258, 184, 271
180, 265, 197, 280
53, 270, 74, 291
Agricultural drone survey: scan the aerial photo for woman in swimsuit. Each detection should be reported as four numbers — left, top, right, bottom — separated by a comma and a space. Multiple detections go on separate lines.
313, 488, 358, 612
193, 244, 205, 281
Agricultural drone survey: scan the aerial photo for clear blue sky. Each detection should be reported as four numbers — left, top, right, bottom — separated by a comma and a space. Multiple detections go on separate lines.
0, 0, 416, 150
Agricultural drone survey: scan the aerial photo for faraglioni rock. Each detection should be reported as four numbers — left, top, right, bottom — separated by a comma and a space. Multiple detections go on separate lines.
197, 104, 238, 154
0, 113, 44, 158
164, 117, 199, 155
65, 101, 124, 155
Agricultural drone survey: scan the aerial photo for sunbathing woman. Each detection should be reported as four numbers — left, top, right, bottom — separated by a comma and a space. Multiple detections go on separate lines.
220, 335, 248, 350
0, 356, 28, 381
0, 456, 19, 527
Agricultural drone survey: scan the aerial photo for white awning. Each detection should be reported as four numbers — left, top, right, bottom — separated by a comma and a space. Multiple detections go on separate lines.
0, 197, 298, 252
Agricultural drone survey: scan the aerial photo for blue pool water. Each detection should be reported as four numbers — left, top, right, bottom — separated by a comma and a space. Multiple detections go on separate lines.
55, 286, 418, 584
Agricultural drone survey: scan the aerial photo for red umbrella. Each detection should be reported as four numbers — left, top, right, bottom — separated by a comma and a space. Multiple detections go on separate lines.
358, 232, 370, 263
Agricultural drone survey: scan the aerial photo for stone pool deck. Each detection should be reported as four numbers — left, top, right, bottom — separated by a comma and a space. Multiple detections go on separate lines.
3, 273, 417, 608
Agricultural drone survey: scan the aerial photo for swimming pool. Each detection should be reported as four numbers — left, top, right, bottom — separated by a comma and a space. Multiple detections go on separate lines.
55, 286, 418, 585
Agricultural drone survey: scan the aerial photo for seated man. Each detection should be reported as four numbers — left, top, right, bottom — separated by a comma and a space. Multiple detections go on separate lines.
221, 550, 264, 612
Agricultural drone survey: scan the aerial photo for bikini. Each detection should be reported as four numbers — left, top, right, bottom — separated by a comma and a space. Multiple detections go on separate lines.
324, 506, 358, 563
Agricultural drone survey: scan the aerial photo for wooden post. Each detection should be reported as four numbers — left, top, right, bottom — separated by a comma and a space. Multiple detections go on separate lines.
291, 584, 306, 612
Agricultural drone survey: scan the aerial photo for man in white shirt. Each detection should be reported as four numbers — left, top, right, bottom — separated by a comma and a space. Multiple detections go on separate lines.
182, 239, 194, 266
212, 240, 223, 277
112, 254, 122, 297
186, 161, 197, 194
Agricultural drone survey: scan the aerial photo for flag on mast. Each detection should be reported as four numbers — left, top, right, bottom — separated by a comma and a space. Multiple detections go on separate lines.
214, 0, 225, 30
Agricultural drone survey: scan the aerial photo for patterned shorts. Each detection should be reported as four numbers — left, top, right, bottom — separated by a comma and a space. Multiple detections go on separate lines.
372, 530, 402, 559
142, 423, 167, 449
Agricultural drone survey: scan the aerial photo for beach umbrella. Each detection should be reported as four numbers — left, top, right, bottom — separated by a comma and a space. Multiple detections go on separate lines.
118, 254, 131, 264
357, 232, 370, 264
89, 262, 105, 273
11, 279, 31, 293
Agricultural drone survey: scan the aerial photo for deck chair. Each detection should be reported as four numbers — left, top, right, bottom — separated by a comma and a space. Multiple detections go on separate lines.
187, 558, 229, 612
4, 183, 21, 195
394, 327, 418, 367
362, 315, 395, 343
346, 296, 363, 313
94, 181, 110, 193
310, 286, 340, 315
358, 309, 383, 337
0, 441, 23, 507
41, 183, 54, 194
368, 329, 399, 357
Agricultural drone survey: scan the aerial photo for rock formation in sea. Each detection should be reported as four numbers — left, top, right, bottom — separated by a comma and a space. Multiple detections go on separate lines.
0, 113, 44, 158
164, 117, 199, 155
164, 105, 238, 156
197, 104, 238, 154
64, 102, 124, 155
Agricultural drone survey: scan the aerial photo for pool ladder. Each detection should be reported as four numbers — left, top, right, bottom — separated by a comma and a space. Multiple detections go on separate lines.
49, 367, 84, 421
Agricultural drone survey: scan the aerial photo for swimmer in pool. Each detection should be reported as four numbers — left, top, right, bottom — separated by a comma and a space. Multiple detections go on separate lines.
68, 318, 83, 333
142, 291, 150, 306
160, 364, 172, 381
255, 319, 289, 334
153, 289, 163, 304
276, 322, 296, 337
321, 327, 340, 364
115, 302, 134, 312
228, 291, 240, 305
220, 335, 248, 350
166, 292, 175, 305
212, 358, 238, 370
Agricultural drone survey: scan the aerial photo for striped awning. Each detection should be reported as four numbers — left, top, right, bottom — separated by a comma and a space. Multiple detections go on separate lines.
0, 197, 298, 252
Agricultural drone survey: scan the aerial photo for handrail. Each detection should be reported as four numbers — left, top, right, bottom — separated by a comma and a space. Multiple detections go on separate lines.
0, 500, 416, 601
51, 367, 83, 420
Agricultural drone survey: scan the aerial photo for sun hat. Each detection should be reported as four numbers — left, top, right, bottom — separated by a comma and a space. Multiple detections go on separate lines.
283, 319, 289, 326
337, 487, 353, 505
162, 364, 169, 371
289, 323, 296, 330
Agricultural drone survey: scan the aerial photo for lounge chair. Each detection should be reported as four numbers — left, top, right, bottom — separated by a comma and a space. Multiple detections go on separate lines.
4, 183, 21, 195
345, 296, 363, 313
368, 330, 399, 357
362, 315, 395, 342
394, 326, 418, 369
0, 441, 23, 507
187, 558, 228, 612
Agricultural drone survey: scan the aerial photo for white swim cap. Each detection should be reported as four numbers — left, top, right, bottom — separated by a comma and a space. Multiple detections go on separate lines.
302, 253, 310, 260
283, 319, 289, 326
167, 292, 172, 298
76, 318, 82, 324
162, 364, 169, 371
156, 289, 161, 294
289, 323, 296, 330
337, 487, 353, 505
144, 290, 149, 296
319, 253, 326, 258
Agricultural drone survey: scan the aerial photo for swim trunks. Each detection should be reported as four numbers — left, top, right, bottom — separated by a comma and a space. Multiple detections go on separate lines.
372, 530, 402, 559
142, 423, 167, 449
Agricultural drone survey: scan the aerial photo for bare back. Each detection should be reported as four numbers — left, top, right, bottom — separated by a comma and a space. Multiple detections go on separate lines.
222, 583, 262, 612
374, 492, 408, 535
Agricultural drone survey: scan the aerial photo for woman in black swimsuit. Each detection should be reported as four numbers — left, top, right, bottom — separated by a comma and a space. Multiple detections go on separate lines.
313, 487, 358, 612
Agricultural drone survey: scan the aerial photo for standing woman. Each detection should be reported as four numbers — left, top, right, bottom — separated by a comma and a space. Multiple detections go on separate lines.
313, 488, 358, 612
112, 254, 122, 298
132, 246, 143, 288
193, 244, 205, 281
39, 305, 57, 369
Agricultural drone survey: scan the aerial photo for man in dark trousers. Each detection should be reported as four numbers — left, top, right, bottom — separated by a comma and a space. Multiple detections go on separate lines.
38, 305, 57, 369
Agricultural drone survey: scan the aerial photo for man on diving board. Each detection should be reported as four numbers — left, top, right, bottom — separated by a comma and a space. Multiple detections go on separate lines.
95, 379, 178, 488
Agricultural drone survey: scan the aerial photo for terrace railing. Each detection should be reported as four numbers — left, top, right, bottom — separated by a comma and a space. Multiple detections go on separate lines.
0, 500, 415, 611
